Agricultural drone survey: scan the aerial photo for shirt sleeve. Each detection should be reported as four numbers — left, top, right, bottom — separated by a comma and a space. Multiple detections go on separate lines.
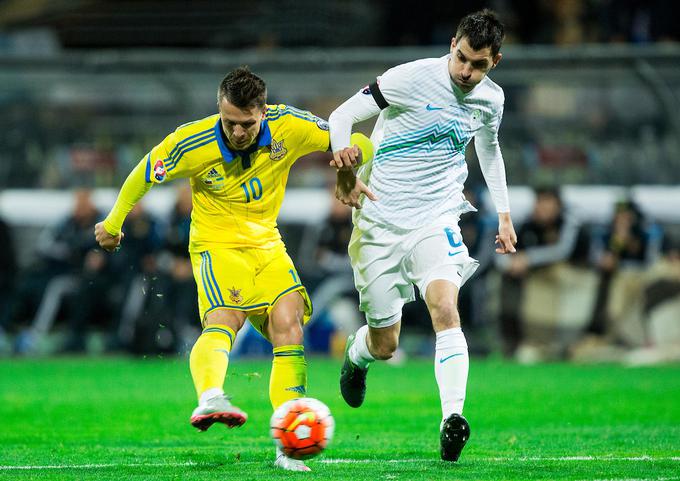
102, 131, 179, 236
329, 89, 381, 152
329, 62, 414, 152
475, 103, 510, 213
288, 113, 331, 161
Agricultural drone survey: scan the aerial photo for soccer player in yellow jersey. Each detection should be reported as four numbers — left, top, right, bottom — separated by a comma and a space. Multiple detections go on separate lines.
94, 66, 374, 472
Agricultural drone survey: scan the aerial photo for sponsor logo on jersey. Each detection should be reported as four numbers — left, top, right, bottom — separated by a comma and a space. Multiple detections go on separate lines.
202, 167, 224, 189
228, 286, 243, 304
269, 138, 287, 161
316, 119, 329, 131
153, 159, 167, 183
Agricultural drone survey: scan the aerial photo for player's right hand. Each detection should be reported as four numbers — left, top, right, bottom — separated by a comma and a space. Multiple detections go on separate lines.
330, 145, 360, 169
335, 174, 377, 209
94, 221, 124, 252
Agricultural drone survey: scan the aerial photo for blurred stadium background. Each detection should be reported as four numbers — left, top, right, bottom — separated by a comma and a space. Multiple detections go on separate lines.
1, 2, 680, 479
0, 0, 679, 364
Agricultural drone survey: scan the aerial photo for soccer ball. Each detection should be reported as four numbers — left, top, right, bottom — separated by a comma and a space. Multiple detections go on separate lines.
270, 397, 335, 460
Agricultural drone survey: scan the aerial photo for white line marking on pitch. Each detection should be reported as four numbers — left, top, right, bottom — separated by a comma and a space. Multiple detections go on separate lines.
320, 457, 680, 464
1, 456, 678, 470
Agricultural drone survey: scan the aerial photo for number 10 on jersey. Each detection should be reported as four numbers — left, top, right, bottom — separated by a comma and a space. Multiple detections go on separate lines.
241, 177, 263, 202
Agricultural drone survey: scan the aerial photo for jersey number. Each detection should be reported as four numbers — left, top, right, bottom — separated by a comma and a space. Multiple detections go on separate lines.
240, 177, 263, 202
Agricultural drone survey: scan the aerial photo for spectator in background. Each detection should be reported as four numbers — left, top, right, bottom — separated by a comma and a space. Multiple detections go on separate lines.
12, 189, 103, 353
456, 188, 498, 354
74, 202, 163, 353
159, 183, 197, 353
586, 200, 652, 338
57, 190, 115, 352
496, 187, 589, 357
0, 212, 17, 348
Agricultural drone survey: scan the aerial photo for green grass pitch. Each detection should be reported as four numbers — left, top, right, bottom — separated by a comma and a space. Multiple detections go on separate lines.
0, 357, 678, 480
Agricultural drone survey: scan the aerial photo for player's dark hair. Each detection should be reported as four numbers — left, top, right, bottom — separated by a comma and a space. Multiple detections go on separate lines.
455, 9, 505, 56
218, 66, 267, 110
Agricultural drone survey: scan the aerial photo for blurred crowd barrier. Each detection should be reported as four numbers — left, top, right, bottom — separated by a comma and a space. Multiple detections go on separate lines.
0, 44, 679, 190
0, 185, 678, 364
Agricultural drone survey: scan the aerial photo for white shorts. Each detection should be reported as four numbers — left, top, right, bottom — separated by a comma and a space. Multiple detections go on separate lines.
348, 214, 479, 328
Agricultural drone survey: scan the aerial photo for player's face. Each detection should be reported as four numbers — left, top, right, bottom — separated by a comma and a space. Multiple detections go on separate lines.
219, 98, 266, 150
448, 36, 502, 92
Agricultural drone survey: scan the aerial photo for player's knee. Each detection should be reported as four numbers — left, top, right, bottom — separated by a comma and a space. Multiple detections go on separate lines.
268, 311, 304, 343
429, 301, 460, 330
204, 309, 246, 331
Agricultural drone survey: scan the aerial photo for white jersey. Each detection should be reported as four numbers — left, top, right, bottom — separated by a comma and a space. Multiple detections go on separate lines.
330, 54, 509, 230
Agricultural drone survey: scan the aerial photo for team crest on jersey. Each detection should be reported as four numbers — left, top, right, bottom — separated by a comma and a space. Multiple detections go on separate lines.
228, 287, 243, 304
269, 138, 287, 161
153, 159, 167, 183
316, 119, 329, 131
471, 109, 482, 123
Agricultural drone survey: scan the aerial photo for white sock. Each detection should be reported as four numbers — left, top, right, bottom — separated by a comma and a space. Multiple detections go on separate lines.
199, 387, 224, 406
349, 325, 375, 369
434, 327, 469, 419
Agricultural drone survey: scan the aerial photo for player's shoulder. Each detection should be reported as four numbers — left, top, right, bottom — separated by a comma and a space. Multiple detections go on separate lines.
172, 114, 219, 142
479, 76, 505, 106
265, 104, 328, 131
385, 56, 441, 77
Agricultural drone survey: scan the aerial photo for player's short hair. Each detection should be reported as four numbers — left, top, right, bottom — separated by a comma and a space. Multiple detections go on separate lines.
218, 66, 267, 110
455, 9, 505, 57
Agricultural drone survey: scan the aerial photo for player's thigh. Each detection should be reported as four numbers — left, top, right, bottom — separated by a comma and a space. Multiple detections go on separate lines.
349, 223, 413, 321
405, 222, 479, 302
190, 249, 259, 327
248, 246, 312, 339
265, 290, 306, 346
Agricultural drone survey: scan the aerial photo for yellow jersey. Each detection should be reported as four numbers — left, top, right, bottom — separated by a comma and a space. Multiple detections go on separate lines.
104, 104, 331, 252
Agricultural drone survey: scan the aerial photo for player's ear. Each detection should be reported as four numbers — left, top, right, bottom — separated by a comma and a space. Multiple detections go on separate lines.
492, 52, 502, 68
450, 36, 457, 52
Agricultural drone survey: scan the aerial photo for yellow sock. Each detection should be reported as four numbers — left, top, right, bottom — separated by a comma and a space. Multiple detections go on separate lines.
189, 324, 235, 399
269, 344, 307, 409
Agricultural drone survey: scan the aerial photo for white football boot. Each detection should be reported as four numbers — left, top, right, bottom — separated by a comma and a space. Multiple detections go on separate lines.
274, 447, 311, 472
190, 394, 247, 431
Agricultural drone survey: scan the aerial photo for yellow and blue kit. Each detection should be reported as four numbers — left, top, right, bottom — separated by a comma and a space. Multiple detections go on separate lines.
103, 104, 368, 329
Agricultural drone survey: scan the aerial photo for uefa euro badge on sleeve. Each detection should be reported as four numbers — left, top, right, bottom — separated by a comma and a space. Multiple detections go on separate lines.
153, 159, 167, 183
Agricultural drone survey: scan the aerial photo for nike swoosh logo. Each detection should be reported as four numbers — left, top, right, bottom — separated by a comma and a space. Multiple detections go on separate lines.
426, 104, 443, 111
448, 250, 463, 257
439, 353, 464, 363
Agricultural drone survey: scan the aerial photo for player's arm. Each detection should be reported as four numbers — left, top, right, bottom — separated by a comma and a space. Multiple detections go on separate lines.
95, 132, 176, 252
329, 64, 412, 168
474, 103, 517, 254
335, 133, 377, 209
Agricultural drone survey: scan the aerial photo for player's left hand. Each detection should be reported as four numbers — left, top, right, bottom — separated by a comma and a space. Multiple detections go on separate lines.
330, 145, 360, 169
335, 170, 377, 209
495, 212, 517, 254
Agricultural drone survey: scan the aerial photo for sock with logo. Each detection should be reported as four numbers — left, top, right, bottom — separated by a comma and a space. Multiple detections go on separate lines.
434, 327, 469, 419
348, 324, 375, 369
189, 324, 235, 401
270, 344, 307, 409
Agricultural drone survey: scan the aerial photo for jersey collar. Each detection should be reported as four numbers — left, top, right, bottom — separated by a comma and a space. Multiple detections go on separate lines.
214, 117, 272, 163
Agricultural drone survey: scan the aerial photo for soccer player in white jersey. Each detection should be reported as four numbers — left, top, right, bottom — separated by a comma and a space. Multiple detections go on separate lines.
329, 9, 518, 462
